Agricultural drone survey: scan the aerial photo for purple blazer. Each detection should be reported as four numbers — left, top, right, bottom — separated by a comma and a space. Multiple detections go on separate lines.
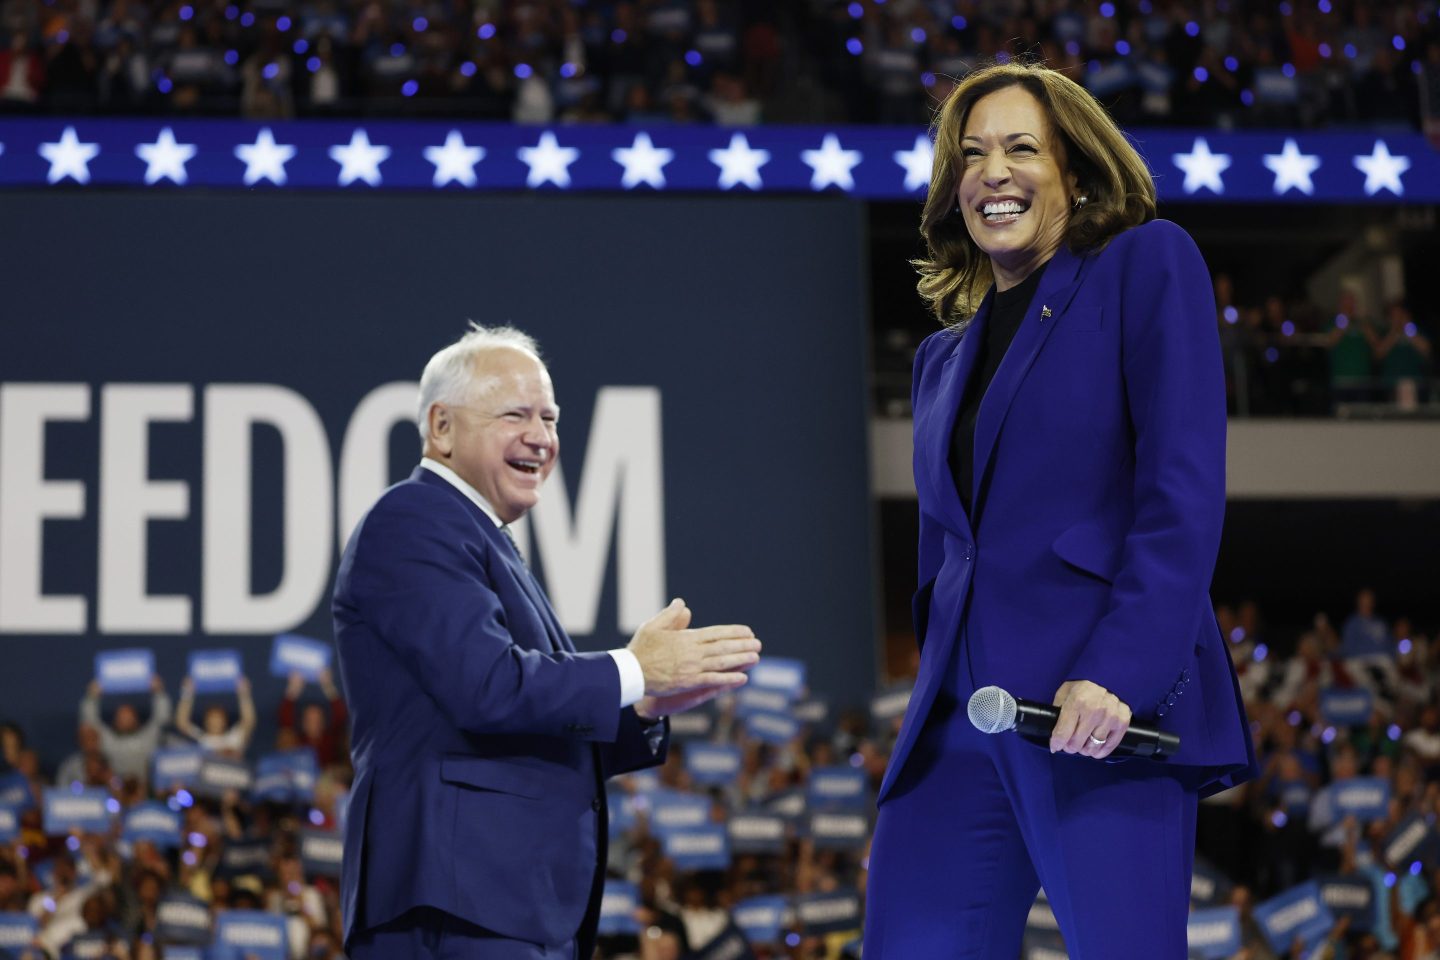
879, 219, 1256, 803
332, 467, 666, 951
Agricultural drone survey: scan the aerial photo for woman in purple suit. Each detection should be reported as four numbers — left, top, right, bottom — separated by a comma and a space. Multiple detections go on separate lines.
863, 62, 1256, 958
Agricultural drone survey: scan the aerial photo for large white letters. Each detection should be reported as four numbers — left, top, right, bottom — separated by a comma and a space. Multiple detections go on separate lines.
336, 382, 417, 553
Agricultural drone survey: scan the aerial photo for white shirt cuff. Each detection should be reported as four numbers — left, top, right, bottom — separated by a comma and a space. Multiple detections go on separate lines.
608, 649, 645, 708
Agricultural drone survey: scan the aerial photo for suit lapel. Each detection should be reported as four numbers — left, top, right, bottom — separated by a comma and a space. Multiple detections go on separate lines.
923, 292, 992, 537
970, 246, 1090, 515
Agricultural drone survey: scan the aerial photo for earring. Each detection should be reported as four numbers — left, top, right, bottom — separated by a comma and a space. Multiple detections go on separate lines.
1072, 195, 1089, 209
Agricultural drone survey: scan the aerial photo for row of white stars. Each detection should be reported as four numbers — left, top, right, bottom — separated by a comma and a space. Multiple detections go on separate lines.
16, 126, 936, 191
1173, 136, 1413, 197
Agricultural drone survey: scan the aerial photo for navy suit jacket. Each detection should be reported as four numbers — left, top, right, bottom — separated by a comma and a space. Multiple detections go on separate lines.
332, 467, 667, 950
879, 219, 1256, 803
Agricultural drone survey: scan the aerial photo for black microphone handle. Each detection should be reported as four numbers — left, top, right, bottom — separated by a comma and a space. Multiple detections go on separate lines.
1010, 698, 1180, 760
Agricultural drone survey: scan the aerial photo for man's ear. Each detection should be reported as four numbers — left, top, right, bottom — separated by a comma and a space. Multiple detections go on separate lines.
427, 404, 454, 457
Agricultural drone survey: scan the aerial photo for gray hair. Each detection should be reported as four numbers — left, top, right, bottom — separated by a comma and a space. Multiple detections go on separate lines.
416, 323, 542, 443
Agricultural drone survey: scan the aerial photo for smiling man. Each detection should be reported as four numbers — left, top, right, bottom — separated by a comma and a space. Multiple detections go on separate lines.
332, 324, 761, 960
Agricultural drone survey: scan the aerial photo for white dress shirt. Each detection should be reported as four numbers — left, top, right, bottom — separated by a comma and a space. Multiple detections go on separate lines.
419, 458, 646, 709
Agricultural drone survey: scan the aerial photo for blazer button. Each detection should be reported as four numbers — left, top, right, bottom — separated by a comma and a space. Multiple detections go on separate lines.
963, 544, 974, 561
1156, 705, 1168, 718
591, 796, 602, 812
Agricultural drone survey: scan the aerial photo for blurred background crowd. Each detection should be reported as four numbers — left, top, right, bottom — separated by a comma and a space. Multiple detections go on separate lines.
2, 584, 1439, 959
0, 0, 1438, 129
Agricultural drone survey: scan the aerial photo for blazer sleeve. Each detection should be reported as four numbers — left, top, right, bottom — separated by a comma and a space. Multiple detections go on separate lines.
599, 709, 669, 778
344, 489, 624, 741
1065, 221, 1226, 716
910, 331, 948, 649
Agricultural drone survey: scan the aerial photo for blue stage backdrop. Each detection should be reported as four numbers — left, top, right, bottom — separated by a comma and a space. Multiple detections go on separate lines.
0, 192, 876, 762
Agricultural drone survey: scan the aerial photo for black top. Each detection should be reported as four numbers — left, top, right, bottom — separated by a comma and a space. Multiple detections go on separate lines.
948, 260, 1049, 521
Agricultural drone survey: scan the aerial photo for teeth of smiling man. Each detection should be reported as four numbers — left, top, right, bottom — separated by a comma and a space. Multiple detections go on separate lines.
982, 200, 1028, 219
510, 460, 541, 473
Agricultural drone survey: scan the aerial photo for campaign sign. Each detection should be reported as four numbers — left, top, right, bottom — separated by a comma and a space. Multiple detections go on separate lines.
733, 895, 789, 944
218, 839, 273, 879
794, 889, 862, 935
686, 745, 743, 787
728, 812, 788, 854
1384, 813, 1440, 870
0, 774, 34, 812
0, 913, 38, 951
668, 710, 715, 740
1316, 875, 1375, 933
597, 880, 640, 936
764, 789, 807, 823
808, 767, 868, 810
693, 922, 756, 960
156, 893, 213, 945
195, 757, 253, 798
736, 687, 794, 718
1253, 881, 1334, 954
43, 788, 112, 835
647, 791, 711, 836
253, 750, 318, 805
299, 830, 344, 879
122, 802, 182, 849
807, 811, 870, 850
1190, 861, 1231, 906
94, 648, 154, 693
63, 932, 114, 959
1326, 777, 1391, 823
214, 910, 287, 960
187, 650, 243, 694
870, 686, 913, 723
606, 789, 638, 837
744, 711, 799, 745
1320, 689, 1373, 727
748, 658, 806, 698
164, 949, 205, 960
151, 748, 205, 790
1187, 906, 1242, 959
268, 634, 331, 680
793, 699, 829, 725
662, 824, 730, 871
0, 807, 18, 844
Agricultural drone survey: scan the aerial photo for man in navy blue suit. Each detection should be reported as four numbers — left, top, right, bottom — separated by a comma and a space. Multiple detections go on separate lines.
333, 325, 761, 959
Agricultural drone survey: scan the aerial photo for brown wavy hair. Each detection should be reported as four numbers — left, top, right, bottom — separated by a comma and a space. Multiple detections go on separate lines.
915, 61, 1156, 327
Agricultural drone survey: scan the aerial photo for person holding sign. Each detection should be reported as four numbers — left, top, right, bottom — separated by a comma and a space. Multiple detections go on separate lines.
78, 675, 171, 784
334, 325, 761, 960
864, 61, 1256, 958
175, 676, 256, 758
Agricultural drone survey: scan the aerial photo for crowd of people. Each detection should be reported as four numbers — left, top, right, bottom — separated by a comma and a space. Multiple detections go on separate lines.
0, 585, 1437, 958
0, 0, 1436, 127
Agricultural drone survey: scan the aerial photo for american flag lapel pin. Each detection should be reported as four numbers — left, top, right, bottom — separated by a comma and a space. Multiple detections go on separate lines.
1041, 305, 1052, 320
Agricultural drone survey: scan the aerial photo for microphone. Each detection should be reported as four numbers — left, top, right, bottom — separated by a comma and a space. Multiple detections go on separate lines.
966, 685, 1180, 760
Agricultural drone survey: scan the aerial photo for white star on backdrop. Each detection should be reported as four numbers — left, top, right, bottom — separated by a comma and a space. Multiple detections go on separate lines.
329, 129, 390, 186
234, 128, 296, 186
611, 132, 674, 189
1262, 138, 1321, 195
893, 133, 933, 192
424, 130, 485, 188
708, 132, 770, 190
1352, 140, 1410, 197
135, 127, 197, 185
39, 126, 100, 185
1171, 137, 1231, 195
517, 131, 580, 188
801, 133, 862, 192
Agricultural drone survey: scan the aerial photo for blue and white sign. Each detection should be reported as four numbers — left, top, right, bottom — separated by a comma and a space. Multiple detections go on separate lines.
1190, 861, 1232, 906
736, 687, 794, 717
0, 913, 37, 951
213, 911, 287, 960
662, 824, 730, 871
1187, 906, 1242, 959
1325, 777, 1391, 823
0, 806, 18, 843
1316, 875, 1375, 933
122, 801, 182, 849
1320, 689, 1374, 727
606, 789, 638, 837
667, 710, 715, 740
748, 658, 806, 698
597, 880, 640, 936
728, 812, 788, 855
195, 757, 253, 798
794, 889, 863, 935
156, 893, 213, 945
793, 699, 829, 725
187, 649, 243, 694
1384, 813, 1440, 869
42, 788, 112, 835
647, 791, 711, 836
764, 789, 808, 823
733, 895, 788, 945
1253, 881, 1334, 954
685, 744, 743, 787
151, 748, 205, 790
744, 711, 800, 745
62, 932, 115, 959
807, 811, 870, 850
269, 634, 331, 680
808, 767, 869, 810
299, 830, 344, 879
0, 774, 34, 812
693, 924, 756, 960
94, 648, 154, 693
870, 686, 913, 723
253, 750, 318, 804
218, 839, 273, 879
164, 948, 205, 960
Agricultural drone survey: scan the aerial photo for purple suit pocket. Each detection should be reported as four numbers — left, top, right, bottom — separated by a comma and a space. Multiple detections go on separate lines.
1051, 520, 1123, 584
440, 755, 548, 799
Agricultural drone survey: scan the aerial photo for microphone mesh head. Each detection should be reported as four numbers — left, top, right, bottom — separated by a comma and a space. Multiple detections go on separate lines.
967, 686, 1017, 735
